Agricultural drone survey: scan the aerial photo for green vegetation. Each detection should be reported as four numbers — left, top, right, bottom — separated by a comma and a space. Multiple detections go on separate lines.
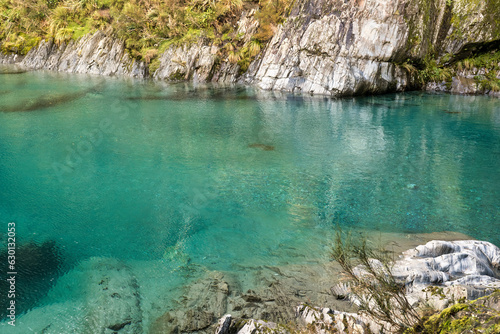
331, 229, 421, 332
399, 0, 500, 92
398, 49, 500, 92
455, 50, 500, 91
413, 290, 500, 334
418, 57, 453, 84
332, 230, 500, 334
0, 0, 293, 73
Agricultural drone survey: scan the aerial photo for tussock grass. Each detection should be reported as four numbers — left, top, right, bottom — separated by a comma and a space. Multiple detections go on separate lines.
0, 0, 293, 75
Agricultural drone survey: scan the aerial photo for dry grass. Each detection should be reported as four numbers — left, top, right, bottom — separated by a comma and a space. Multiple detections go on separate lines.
0, 0, 294, 75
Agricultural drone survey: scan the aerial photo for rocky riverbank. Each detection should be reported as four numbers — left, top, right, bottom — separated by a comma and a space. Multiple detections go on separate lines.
0, 30, 146, 78
2, 0, 500, 97
213, 238, 500, 334
4, 231, 499, 334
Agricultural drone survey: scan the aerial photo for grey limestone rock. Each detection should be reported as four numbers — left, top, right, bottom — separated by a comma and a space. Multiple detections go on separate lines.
247, 0, 413, 96
13, 31, 146, 78
215, 314, 232, 334
426, 68, 500, 97
0, 52, 23, 64
397, 240, 500, 286
234, 319, 288, 334
296, 304, 387, 334
246, 0, 500, 96
153, 9, 258, 84
149, 271, 230, 334
3, 0, 500, 97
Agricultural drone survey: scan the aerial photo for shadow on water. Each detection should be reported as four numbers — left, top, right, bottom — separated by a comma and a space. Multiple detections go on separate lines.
0, 87, 98, 112
0, 240, 65, 319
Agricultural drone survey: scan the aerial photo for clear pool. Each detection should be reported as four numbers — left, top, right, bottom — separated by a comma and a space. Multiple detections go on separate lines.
0, 68, 499, 331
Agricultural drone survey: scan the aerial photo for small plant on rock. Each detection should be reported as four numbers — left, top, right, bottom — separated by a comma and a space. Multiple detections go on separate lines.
331, 229, 421, 333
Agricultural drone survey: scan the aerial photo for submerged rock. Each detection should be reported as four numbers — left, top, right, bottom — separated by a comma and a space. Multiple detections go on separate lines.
82, 257, 143, 334
1, 256, 143, 333
0, 89, 91, 112
248, 143, 275, 151
0, 68, 26, 74
149, 271, 230, 334
406, 183, 418, 190
0, 240, 63, 319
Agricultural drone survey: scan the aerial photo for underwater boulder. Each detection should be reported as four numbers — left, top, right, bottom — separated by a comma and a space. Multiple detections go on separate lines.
82, 257, 143, 334
149, 271, 230, 333
248, 143, 275, 151
0, 240, 63, 319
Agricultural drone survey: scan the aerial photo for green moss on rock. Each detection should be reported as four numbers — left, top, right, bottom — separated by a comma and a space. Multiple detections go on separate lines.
415, 290, 500, 334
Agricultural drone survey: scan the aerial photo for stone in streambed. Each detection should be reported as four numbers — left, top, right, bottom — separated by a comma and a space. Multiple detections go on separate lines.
215, 314, 232, 334
149, 271, 230, 334
82, 257, 143, 334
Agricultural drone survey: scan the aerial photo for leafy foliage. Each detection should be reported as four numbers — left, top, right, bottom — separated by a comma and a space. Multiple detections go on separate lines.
418, 57, 453, 84
400, 48, 500, 93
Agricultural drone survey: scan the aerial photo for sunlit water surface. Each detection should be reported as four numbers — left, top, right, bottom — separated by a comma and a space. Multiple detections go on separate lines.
0, 68, 499, 330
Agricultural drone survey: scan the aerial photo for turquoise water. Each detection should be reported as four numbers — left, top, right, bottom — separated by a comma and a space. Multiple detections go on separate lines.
1, 68, 500, 327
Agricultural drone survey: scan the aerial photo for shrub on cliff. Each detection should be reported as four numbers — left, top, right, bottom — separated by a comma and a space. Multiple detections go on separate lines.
0, 0, 293, 69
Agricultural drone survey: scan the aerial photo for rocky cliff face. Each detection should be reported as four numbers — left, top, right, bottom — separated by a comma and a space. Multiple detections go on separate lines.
152, 9, 259, 84
245, 0, 500, 96
213, 239, 500, 334
427, 68, 500, 98
152, 41, 241, 84
1, 30, 146, 78
1, 0, 499, 96
247, 0, 412, 96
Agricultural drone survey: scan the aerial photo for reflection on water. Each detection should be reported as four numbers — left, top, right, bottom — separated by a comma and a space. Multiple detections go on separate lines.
0, 67, 499, 329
